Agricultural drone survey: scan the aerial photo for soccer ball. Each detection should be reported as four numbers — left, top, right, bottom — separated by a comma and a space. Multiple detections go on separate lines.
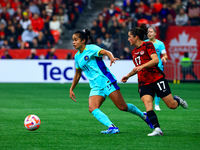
24, 114, 41, 131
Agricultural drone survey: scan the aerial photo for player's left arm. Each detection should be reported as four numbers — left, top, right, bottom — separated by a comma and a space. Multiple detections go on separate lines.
99, 49, 119, 66
160, 43, 168, 63
133, 53, 159, 72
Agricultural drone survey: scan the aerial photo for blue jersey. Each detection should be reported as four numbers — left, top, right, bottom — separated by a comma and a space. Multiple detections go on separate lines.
74, 44, 117, 90
145, 39, 166, 70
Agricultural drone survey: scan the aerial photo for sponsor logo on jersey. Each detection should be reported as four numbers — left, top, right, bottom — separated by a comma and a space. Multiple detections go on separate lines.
140, 50, 144, 55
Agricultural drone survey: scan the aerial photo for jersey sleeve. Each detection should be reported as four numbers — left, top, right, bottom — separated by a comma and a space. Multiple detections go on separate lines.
160, 42, 166, 54
90, 44, 104, 57
146, 42, 157, 56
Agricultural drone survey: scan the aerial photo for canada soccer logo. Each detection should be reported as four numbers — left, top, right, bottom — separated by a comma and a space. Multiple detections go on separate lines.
169, 31, 198, 61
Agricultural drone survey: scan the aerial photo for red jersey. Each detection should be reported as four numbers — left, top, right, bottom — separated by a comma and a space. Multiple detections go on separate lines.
131, 42, 165, 87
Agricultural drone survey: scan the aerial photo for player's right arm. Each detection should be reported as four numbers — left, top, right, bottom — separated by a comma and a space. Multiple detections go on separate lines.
69, 69, 82, 102
121, 69, 137, 83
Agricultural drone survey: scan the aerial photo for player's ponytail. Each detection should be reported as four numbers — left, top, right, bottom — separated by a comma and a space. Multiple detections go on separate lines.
129, 23, 148, 40
83, 29, 95, 44
74, 29, 95, 44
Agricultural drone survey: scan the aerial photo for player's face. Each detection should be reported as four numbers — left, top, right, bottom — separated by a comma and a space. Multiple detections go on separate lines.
147, 28, 156, 40
72, 34, 85, 50
128, 31, 137, 46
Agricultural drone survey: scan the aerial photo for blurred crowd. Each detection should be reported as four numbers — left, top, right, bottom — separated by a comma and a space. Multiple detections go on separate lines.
90, 0, 200, 59
0, 0, 200, 60
0, 0, 85, 50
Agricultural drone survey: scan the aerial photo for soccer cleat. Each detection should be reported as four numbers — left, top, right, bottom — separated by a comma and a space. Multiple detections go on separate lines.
155, 104, 161, 111
174, 95, 188, 109
147, 127, 163, 136
143, 112, 154, 129
101, 127, 119, 134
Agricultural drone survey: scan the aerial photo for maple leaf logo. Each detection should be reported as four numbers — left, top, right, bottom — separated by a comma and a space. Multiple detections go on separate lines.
169, 31, 198, 61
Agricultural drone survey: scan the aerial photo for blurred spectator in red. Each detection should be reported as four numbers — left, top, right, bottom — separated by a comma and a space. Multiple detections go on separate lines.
1, 0, 12, 8
6, 3, 14, 17
99, 7, 111, 24
159, 3, 169, 20
67, 1, 79, 29
118, 10, 129, 24
136, 1, 149, 14
31, 13, 44, 33
135, 7, 145, 21
149, 14, 161, 27
137, 18, 149, 27
45, 47, 57, 59
107, 3, 119, 17
166, 14, 176, 26
167, 3, 176, 19
27, 49, 39, 59
175, 8, 188, 26
41, 9, 50, 30
42, 0, 50, 5
37, 31, 47, 48
1, 7, 10, 22
37, 0, 45, 13
0, 31, 5, 47
20, 11, 31, 30
97, 14, 107, 29
187, 0, 200, 26
154, 0, 163, 13
21, 25, 38, 49
11, 0, 22, 11
145, 2, 157, 21
1, 49, 12, 59
29, 0, 40, 15
9, 36, 18, 48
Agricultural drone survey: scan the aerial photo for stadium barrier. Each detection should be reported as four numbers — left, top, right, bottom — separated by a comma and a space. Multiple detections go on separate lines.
0, 60, 137, 83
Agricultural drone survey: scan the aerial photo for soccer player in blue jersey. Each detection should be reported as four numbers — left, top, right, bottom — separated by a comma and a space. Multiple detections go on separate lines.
145, 27, 168, 111
69, 29, 154, 134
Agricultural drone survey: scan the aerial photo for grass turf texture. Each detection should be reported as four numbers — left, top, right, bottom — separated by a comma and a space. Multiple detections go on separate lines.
0, 83, 199, 150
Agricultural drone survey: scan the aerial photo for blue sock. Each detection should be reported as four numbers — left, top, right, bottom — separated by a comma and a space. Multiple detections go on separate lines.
127, 103, 144, 119
155, 95, 161, 105
91, 108, 113, 127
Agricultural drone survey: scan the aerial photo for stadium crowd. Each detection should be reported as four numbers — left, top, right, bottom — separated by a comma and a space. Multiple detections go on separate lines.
0, 0, 200, 59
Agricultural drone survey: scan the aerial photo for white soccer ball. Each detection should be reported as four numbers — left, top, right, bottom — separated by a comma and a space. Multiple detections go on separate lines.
24, 114, 41, 131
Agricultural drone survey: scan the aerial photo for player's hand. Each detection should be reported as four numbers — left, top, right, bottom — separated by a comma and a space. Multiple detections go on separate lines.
133, 66, 143, 72
121, 76, 129, 83
110, 58, 119, 66
69, 90, 76, 102
161, 57, 167, 63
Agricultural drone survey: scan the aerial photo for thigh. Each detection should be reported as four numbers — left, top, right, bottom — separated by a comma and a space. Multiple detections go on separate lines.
139, 84, 155, 98
109, 90, 127, 110
141, 95, 154, 111
89, 95, 105, 112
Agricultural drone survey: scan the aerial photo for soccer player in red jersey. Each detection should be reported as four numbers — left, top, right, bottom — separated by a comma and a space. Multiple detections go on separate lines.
121, 24, 188, 136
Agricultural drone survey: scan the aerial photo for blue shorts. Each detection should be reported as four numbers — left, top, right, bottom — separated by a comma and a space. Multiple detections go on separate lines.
89, 82, 120, 97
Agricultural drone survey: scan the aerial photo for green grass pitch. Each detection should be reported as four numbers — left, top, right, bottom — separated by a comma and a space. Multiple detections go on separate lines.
0, 83, 200, 150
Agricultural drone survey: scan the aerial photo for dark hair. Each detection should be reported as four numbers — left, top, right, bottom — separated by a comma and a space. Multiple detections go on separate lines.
129, 23, 148, 40
74, 29, 95, 44
184, 52, 189, 57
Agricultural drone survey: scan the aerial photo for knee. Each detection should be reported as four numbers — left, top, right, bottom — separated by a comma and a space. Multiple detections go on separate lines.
167, 103, 177, 109
117, 104, 128, 111
89, 106, 99, 113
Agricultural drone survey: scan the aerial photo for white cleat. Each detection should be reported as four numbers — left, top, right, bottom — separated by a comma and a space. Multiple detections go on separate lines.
148, 127, 163, 136
155, 104, 161, 111
174, 95, 188, 109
